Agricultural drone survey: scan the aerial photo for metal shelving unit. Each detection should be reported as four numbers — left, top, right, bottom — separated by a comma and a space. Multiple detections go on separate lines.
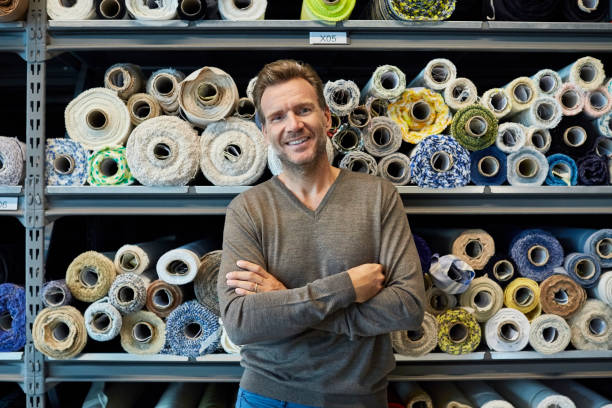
0, 22, 26, 53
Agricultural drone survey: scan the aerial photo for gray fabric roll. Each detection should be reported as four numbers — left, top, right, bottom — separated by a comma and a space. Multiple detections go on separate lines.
339, 151, 377, 176
0, 136, 25, 186
146, 68, 186, 116
462, 381, 514, 408
444, 77, 479, 112
361, 64, 406, 102
546, 380, 612, 408
529, 313, 571, 354
324, 79, 360, 117
568, 299, 612, 350
377, 152, 411, 186
494, 380, 576, 408
108, 271, 155, 315
363, 116, 402, 157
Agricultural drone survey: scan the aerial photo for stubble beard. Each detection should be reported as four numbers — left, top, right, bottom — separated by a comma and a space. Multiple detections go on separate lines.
276, 131, 328, 176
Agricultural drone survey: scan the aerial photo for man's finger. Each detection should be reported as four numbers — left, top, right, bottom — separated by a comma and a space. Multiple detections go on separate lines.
227, 280, 258, 292
236, 260, 267, 276
226, 271, 261, 282
235, 288, 255, 296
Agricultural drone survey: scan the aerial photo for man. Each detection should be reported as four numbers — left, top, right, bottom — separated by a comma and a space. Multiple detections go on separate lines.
218, 59, 425, 408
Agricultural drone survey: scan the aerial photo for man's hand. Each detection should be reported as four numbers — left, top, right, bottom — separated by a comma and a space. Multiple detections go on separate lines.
226, 260, 287, 296
347, 263, 384, 303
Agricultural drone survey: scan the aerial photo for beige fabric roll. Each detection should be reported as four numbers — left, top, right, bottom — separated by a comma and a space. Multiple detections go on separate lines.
459, 276, 504, 322
33, 306, 87, 359
120, 310, 166, 354
504, 77, 538, 115
127, 93, 162, 126
540, 274, 587, 318
0, 0, 28, 21
394, 382, 433, 408
422, 382, 473, 408
568, 299, 612, 350
194, 250, 222, 317
425, 287, 457, 316
391, 311, 438, 357
452, 229, 495, 270
104, 63, 144, 101
65, 251, 117, 303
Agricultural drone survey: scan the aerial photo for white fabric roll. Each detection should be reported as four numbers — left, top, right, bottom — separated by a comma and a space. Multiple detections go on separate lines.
529, 314, 571, 354
504, 77, 538, 115
511, 96, 562, 130
218, 0, 267, 19
444, 77, 479, 112
126, 0, 178, 20
324, 79, 360, 117
219, 319, 241, 354
496, 123, 527, 154
47, 0, 96, 19
65, 87, 131, 151
485, 307, 530, 352
481, 88, 513, 120
568, 299, 612, 350
246, 76, 258, 102
84, 297, 123, 342
408, 58, 457, 91
524, 127, 552, 154
558, 56, 606, 92
589, 271, 612, 306
146, 68, 185, 116
157, 240, 211, 285
360, 64, 406, 102
114, 239, 175, 275
267, 136, 335, 176
531, 69, 562, 97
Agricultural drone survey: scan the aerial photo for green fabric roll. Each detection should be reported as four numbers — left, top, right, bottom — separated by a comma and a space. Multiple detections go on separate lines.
87, 146, 134, 186
300, 0, 355, 21
451, 105, 498, 151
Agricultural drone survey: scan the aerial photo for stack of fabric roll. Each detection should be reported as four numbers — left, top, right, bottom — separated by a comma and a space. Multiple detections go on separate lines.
392, 227, 612, 357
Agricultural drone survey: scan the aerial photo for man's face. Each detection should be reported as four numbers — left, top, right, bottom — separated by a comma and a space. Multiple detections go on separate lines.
260, 78, 331, 170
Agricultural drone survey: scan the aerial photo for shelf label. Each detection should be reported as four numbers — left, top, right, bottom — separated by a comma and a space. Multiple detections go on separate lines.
0, 197, 17, 211
309, 32, 349, 45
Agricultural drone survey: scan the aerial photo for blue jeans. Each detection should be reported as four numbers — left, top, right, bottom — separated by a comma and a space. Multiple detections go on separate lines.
236, 388, 321, 408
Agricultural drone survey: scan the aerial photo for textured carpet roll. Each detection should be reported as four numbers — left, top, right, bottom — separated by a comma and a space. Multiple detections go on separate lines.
388, 88, 452, 144
511, 96, 562, 130
577, 154, 610, 185
0, 137, 25, 186
127, 93, 162, 126
545, 153, 578, 186
47, 0, 95, 19
126, 116, 199, 186
114, 239, 175, 275
494, 380, 576, 408
41, 280, 72, 308
301, 0, 354, 20
584, 87, 612, 119
166, 300, 221, 357
540, 274, 587, 318
194, 250, 222, 317
65, 88, 131, 151
45, 138, 88, 186
363, 116, 401, 157
103, 63, 143, 101
154, 383, 204, 408
0, 284, 25, 352
525, 127, 551, 154
425, 287, 457, 316
219, 0, 267, 20
391, 311, 438, 357
504, 277, 540, 314
564, 252, 601, 288
559, 56, 606, 92
324, 79, 360, 117
546, 380, 612, 408
470, 145, 507, 186
408, 58, 457, 91
496, 122, 526, 154
120, 310, 165, 354
437, 308, 481, 355
339, 151, 378, 176
459, 276, 503, 322
444, 77, 478, 112
33, 305, 87, 359
361, 65, 406, 102
157, 240, 213, 285
590, 271, 612, 306
485, 307, 530, 352
409, 134, 471, 188
451, 229, 495, 270
108, 271, 154, 315
451, 105, 498, 151
510, 229, 564, 282
88, 146, 134, 186
66, 251, 117, 303
532, 69, 562, 97
200, 117, 266, 186
569, 299, 612, 350
430, 254, 475, 294
0, 0, 28, 21
84, 297, 122, 342
393, 383, 433, 408
377, 153, 411, 186
125, 0, 178, 19
371, 0, 456, 20
504, 77, 538, 115
481, 88, 513, 120
177, 0, 207, 20
146, 280, 183, 318
147, 69, 185, 116
461, 381, 513, 408
268, 136, 334, 176
507, 147, 549, 186
529, 313, 571, 354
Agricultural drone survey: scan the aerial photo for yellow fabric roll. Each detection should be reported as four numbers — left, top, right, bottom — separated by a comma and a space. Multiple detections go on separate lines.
524, 300, 542, 322
33, 306, 87, 359
437, 308, 481, 355
300, 0, 355, 21
65, 251, 117, 303
120, 310, 166, 354
504, 277, 540, 314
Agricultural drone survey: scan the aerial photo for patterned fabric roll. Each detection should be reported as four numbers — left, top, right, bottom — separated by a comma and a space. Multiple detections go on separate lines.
437, 308, 481, 355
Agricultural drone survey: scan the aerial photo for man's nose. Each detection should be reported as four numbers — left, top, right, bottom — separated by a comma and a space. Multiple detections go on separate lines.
285, 111, 303, 131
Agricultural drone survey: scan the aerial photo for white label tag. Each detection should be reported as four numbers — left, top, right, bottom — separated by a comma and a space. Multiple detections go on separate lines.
0, 197, 17, 211
309, 32, 349, 45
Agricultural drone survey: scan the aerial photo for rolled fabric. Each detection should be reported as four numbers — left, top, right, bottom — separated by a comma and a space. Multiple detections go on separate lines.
177, 0, 207, 20
199, 117, 266, 186
339, 151, 378, 176
219, 319, 241, 354
65, 251, 117, 303
531, 69, 562, 97
482, 0, 557, 21
437, 307, 481, 354
561, 0, 609, 21
555, 82, 586, 116
120, 310, 165, 354
198, 384, 234, 408
157, 240, 215, 285
451, 229, 495, 271
393, 383, 433, 408
413, 234, 432, 275
96, 0, 127, 20
347, 106, 371, 129
462, 381, 513, 408
525, 127, 552, 154
525, 301, 542, 321
194, 250, 222, 317
529, 313, 571, 354
147, 68, 186, 116
569, 299, 612, 350
246, 76, 257, 102
108, 271, 155, 315
154, 383, 204, 408
32, 305, 87, 359
470, 145, 507, 186
485, 255, 517, 288
590, 271, 612, 306
331, 125, 364, 154
584, 87, 612, 119
506, 147, 549, 186
430, 254, 475, 295
540, 274, 587, 318
0, 284, 25, 352
103, 63, 143, 101
494, 380, 575, 408
496, 122, 526, 154
594, 136, 612, 161
546, 380, 612, 408
41, 280, 72, 308
504, 77, 538, 115
485, 307, 530, 352
268, 136, 334, 176
481, 88, 513, 120
559, 56, 606, 92
87, 146, 134, 186
443, 77, 478, 113
65, 88, 131, 151
361, 65, 406, 103
545, 153, 578, 186
0, 0, 28, 21
510, 229, 564, 282
125, 0, 178, 19
0, 137, 25, 186
146, 280, 183, 318
218, 0, 266, 19
324, 80, 360, 117
45, 138, 88, 186
564, 252, 601, 288
371, 0, 456, 20
388, 88, 452, 144
365, 96, 389, 118
425, 287, 457, 316
511, 96, 562, 130
409, 134, 471, 188
552, 228, 612, 268
550, 121, 595, 158
114, 239, 175, 275
166, 300, 221, 357
126, 116, 199, 186
126, 93, 162, 126
300, 0, 354, 21
451, 105, 498, 152
504, 277, 540, 314
596, 111, 612, 138
577, 153, 610, 185
47, 0, 95, 19
459, 276, 504, 323
391, 311, 438, 357
84, 297, 122, 342
234, 97, 256, 120
408, 58, 457, 91
377, 152, 411, 186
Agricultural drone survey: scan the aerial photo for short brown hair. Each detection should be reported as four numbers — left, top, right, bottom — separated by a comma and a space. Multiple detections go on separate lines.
252, 59, 326, 124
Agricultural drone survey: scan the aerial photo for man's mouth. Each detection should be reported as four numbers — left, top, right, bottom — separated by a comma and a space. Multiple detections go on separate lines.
286, 137, 309, 146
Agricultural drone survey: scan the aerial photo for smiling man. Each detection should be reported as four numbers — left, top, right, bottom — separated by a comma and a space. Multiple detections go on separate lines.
218, 59, 425, 408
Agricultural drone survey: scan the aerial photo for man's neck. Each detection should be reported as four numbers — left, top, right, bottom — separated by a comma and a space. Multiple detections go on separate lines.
278, 160, 340, 211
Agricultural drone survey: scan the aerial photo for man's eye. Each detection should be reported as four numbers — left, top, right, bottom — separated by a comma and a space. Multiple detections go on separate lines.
299, 107, 312, 114
271, 115, 282, 122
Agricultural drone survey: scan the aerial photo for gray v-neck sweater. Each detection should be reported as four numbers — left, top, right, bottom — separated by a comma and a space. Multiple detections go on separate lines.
218, 169, 425, 408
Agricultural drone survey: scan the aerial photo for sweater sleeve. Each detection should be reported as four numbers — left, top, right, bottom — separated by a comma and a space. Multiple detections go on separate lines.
218, 201, 357, 345
312, 185, 426, 339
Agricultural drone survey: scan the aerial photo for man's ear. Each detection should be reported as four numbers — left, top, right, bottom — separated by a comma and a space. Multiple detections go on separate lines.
324, 106, 332, 132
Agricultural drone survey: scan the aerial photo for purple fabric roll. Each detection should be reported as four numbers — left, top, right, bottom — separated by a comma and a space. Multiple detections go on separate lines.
413, 234, 432, 275
577, 154, 610, 185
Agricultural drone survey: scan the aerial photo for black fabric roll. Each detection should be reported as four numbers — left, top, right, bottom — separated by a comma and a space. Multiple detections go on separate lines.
450, 0, 483, 20
577, 154, 610, 185
561, 0, 609, 21
94, 0, 127, 19
177, 0, 207, 20
549, 115, 597, 159
483, 0, 559, 21
484, 254, 517, 288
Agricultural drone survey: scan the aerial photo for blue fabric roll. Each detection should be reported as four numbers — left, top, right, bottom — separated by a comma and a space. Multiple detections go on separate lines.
0, 283, 26, 352
470, 145, 507, 185
165, 300, 221, 357
577, 154, 610, 185
413, 234, 432, 275
551, 228, 612, 269
507, 147, 549, 186
45, 138, 88, 186
429, 254, 475, 294
563, 252, 601, 288
545, 153, 578, 186
509, 229, 564, 282
409, 134, 471, 188
41, 279, 72, 308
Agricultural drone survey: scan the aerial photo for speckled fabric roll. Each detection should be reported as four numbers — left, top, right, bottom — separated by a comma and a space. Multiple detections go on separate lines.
41, 280, 72, 308
120, 310, 165, 354
87, 146, 134, 186
568, 299, 612, 350
391, 311, 438, 357
65, 251, 117, 303
409, 134, 471, 188
324, 79, 360, 117
45, 138, 88, 186
485, 307, 530, 352
451, 105, 498, 151
0, 137, 25, 186
108, 271, 154, 315
84, 297, 122, 342
33, 305, 87, 359
377, 152, 411, 186
363, 116, 402, 157
165, 300, 221, 357
339, 151, 378, 176
529, 313, 571, 354
540, 274, 587, 318
0, 283, 25, 352
104, 63, 144, 101
459, 276, 504, 323
194, 250, 222, 317
437, 308, 481, 355
146, 280, 183, 319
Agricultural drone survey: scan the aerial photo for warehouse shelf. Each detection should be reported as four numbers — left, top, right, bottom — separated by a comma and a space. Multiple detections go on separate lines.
0, 352, 24, 382
0, 22, 25, 54
0, 186, 24, 219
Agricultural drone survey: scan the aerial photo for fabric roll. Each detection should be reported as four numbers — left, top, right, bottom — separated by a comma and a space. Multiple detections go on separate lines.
166, 300, 221, 357
540, 274, 587, 318
577, 154, 610, 185
47, 0, 95, 19
451, 229, 495, 271
41, 280, 72, 308
408, 58, 457, 91
218, 0, 266, 19
339, 151, 378, 176
485, 307, 530, 352
584, 87, 612, 119
177, 0, 207, 20
114, 239, 175, 275
82, 383, 148, 408
552, 228, 612, 268
545, 153, 578, 186
483, 0, 558, 21
154, 383, 204, 408
594, 136, 612, 161
461, 381, 513, 408
550, 120, 595, 159
444, 77, 479, 113
199, 117, 266, 186
546, 380, 612, 408
125, 0, 178, 19
556, 82, 586, 116
510, 229, 564, 282
459, 276, 504, 323
347, 105, 371, 129
0, 0, 28, 21
246, 76, 257, 102
45, 138, 88, 186
361, 65, 406, 103
561, 0, 609, 21
324, 80, 360, 117
425, 287, 457, 316
451, 105, 498, 151
65, 251, 117, 303
0, 284, 25, 352
371, 0, 456, 20
529, 313, 571, 354
590, 271, 612, 306
559, 56, 606, 92
525, 127, 552, 154
219, 318, 241, 354
120, 310, 165, 354
84, 297, 122, 342
481, 88, 513, 120
511, 96, 562, 130
198, 384, 233, 408
147, 68, 185, 116
532, 69, 562, 97
430, 254, 475, 294
377, 152, 411, 186
108, 271, 155, 315
194, 250, 222, 317
331, 125, 364, 154
525, 301, 542, 321
391, 311, 438, 357
365, 96, 389, 118
126, 116, 199, 186
32, 305, 87, 359
388, 88, 452, 144
235, 97, 256, 120
268, 136, 334, 176
485, 255, 517, 288
569, 299, 612, 350
0, 137, 25, 186
127, 93, 162, 126
504, 277, 540, 315
300, 0, 354, 21
596, 111, 612, 138
494, 380, 575, 408
470, 145, 507, 186
413, 234, 432, 276
496, 122, 526, 154
437, 307, 481, 354
146, 280, 183, 318
564, 252, 601, 288
504, 77, 538, 115
506, 147, 549, 186
65, 88, 131, 151
87, 146, 134, 186
393, 383, 433, 408
157, 240, 214, 285
409, 134, 471, 188
103, 63, 143, 100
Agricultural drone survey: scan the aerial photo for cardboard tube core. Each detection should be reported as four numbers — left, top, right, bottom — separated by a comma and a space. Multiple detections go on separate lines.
478, 156, 500, 177
449, 323, 468, 343
499, 321, 520, 342
528, 245, 549, 266
52, 322, 70, 342
133, 322, 153, 343
86, 109, 108, 130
